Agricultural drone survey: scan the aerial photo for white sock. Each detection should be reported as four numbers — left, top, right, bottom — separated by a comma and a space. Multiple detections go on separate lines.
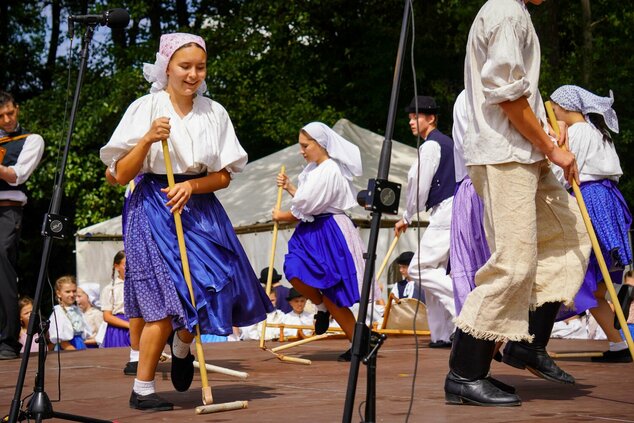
172, 332, 192, 359
315, 302, 327, 313
129, 349, 139, 362
609, 341, 627, 351
133, 379, 155, 396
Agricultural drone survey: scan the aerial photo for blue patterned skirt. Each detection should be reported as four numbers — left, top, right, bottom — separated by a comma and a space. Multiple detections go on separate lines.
284, 214, 360, 308
123, 174, 273, 336
560, 179, 632, 318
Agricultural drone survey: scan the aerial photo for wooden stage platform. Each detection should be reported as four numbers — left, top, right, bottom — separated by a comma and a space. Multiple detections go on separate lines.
1, 336, 633, 422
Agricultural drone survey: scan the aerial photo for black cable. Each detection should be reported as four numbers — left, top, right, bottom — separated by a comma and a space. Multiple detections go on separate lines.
404, 1, 423, 420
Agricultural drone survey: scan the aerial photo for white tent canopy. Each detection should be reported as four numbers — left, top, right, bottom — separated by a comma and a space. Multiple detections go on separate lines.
76, 119, 427, 298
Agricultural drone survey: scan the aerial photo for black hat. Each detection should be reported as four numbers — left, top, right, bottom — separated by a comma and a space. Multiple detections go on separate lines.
286, 288, 304, 301
259, 267, 282, 284
396, 251, 415, 265
405, 96, 439, 114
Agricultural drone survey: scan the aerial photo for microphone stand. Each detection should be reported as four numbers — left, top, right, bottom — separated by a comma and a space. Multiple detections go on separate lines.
7, 24, 114, 423
342, 1, 410, 422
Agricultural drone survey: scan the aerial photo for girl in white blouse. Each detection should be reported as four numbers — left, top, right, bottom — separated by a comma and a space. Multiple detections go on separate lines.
273, 122, 365, 361
100, 33, 272, 411
550, 85, 632, 363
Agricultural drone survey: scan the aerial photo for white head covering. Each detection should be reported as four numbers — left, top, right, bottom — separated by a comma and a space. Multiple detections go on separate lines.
550, 85, 619, 133
78, 283, 101, 308
142, 32, 208, 95
302, 122, 363, 180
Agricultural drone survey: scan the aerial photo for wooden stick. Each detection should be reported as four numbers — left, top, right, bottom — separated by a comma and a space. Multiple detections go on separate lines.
260, 165, 286, 349
373, 328, 431, 336
196, 401, 248, 415
375, 234, 401, 281
271, 333, 332, 353
545, 101, 634, 361
162, 353, 248, 379
264, 348, 312, 365
548, 351, 603, 359
161, 140, 213, 405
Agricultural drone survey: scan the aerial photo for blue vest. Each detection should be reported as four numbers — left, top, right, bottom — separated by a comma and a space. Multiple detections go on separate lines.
425, 128, 455, 210
0, 126, 29, 193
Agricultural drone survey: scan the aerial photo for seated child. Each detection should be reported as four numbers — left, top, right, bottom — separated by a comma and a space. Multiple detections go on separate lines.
49, 275, 90, 350
76, 286, 103, 347
18, 296, 38, 354
240, 291, 285, 341
281, 288, 314, 338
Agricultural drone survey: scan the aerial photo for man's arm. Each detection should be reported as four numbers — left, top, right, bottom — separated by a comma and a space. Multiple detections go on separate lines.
499, 97, 579, 185
3, 134, 45, 185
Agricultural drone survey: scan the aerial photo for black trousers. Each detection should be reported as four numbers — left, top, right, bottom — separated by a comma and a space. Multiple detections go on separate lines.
0, 206, 23, 353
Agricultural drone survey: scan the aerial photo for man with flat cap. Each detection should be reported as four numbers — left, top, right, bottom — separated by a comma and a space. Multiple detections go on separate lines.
394, 95, 456, 348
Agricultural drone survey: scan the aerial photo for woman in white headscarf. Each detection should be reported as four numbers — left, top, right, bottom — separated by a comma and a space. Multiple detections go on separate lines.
100, 33, 273, 411
273, 122, 365, 361
550, 85, 632, 363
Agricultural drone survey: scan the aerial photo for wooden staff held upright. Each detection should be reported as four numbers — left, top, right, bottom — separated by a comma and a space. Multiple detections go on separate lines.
161, 139, 213, 405
260, 165, 286, 349
545, 101, 634, 361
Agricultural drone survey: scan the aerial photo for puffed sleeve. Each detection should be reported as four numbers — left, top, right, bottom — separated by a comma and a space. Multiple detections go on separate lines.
481, 19, 531, 105
290, 163, 348, 221
48, 306, 74, 343
100, 95, 154, 177
205, 101, 248, 174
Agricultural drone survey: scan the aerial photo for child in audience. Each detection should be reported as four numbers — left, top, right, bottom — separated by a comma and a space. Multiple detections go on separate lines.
76, 286, 103, 347
49, 276, 90, 350
281, 288, 314, 338
18, 296, 38, 354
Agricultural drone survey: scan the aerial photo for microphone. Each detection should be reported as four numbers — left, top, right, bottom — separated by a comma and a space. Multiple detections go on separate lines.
69, 8, 130, 29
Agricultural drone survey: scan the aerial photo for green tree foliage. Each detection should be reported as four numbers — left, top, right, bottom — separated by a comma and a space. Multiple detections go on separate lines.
3, 0, 634, 290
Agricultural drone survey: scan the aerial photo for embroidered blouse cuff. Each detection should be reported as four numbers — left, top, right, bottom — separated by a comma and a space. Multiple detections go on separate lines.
290, 205, 314, 223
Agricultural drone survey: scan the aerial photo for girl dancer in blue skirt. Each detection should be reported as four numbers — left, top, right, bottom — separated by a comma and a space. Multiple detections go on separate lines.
273, 122, 365, 359
100, 32, 273, 411
550, 85, 632, 363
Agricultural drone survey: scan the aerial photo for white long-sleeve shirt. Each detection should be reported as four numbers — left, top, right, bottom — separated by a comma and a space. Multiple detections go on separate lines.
551, 122, 622, 186
452, 90, 468, 182
290, 158, 357, 222
402, 141, 440, 225
100, 90, 247, 177
0, 133, 45, 204
463, 0, 548, 166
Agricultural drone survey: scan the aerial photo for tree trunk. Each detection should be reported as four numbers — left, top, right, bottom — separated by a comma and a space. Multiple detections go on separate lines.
176, 0, 188, 29
580, 0, 593, 86
149, 0, 162, 43
43, 0, 60, 90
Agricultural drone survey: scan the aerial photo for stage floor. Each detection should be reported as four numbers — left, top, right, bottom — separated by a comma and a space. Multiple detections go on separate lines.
1, 336, 633, 422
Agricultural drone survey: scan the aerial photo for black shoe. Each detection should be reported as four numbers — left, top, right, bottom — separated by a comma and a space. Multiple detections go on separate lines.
486, 376, 516, 394
337, 348, 352, 362
314, 310, 330, 335
445, 371, 521, 407
170, 334, 195, 392
502, 342, 575, 384
124, 361, 138, 376
429, 340, 452, 348
0, 349, 18, 360
129, 391, 173, 411
591, 349, 633, 363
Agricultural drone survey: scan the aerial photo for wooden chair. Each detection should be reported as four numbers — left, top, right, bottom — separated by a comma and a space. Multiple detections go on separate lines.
373, 293, 430, 336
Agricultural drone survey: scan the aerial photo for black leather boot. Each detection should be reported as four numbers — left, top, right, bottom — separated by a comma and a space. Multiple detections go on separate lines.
445, 329, 521, 406
502, 302, 575, 384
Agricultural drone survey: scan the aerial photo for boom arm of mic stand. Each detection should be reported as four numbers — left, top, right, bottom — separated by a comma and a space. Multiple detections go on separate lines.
342, 1, 411, 422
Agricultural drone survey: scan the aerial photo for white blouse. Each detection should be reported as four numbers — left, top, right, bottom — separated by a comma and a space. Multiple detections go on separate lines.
100, 90, 247, 176
290, 159, 357, 222
552, 122, 622, 186
463, 0, 548, 166
100, 277, 126, 316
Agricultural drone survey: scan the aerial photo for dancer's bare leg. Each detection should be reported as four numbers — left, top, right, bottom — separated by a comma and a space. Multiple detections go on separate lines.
129, 317, 144, 351
289, 277, 324, 305
590, 282, 624, 343
137, 317, 173, 381
323, 296, 356, 341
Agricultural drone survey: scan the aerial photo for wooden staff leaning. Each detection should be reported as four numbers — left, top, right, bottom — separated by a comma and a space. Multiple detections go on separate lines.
545, 101, 634, 361
160, 139, 213, 405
